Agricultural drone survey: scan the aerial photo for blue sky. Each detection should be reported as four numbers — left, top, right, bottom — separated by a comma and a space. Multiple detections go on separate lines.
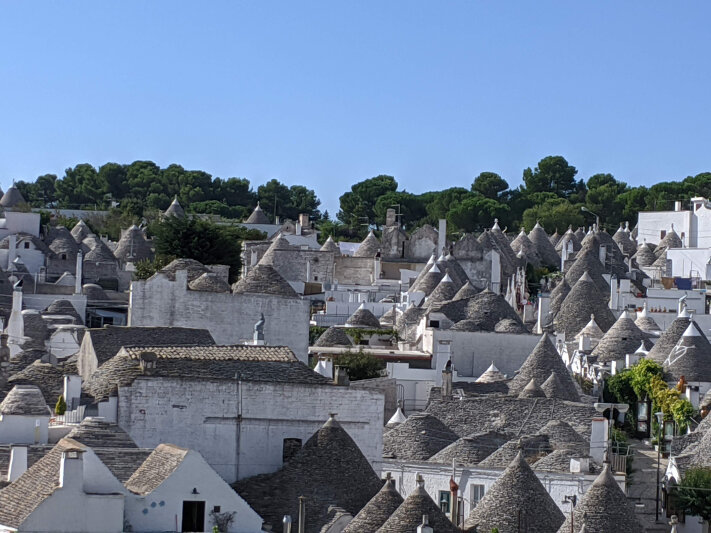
1, 2, 710, 214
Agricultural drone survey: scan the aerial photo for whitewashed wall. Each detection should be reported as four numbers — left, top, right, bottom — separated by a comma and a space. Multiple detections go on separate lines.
118, 377, 384, 483
0, 414, 49, 444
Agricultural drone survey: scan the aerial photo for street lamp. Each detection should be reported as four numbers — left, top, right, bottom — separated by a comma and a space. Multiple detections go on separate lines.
562, 495, 577, 533
581, 206, 600, 230
656, 411, 664, 522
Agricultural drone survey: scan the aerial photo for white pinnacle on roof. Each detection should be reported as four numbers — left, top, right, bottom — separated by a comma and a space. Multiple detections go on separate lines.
476, 362, 506, 383
679, 306, 690, 318
682, 323, 701, 337
437, 253, 446, 262
533, 221, 542, 229
425, 254, 436, 267
492, 219, 501, 230
441, 273, 453, 283
634, 342, 648, 354
429, 264, 440, 274
579, 271, 594, 283
639, 302, 649, 317
387, 407, 407, 426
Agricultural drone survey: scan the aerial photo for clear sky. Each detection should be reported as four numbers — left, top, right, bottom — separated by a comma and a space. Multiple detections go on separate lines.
1, 2, 710, 214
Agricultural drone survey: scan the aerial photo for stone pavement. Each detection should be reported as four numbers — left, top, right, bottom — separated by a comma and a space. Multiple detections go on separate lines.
626, 438, 670, 533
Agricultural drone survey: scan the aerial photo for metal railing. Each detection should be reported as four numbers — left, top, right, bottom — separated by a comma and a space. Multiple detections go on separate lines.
51, 406, 85, 425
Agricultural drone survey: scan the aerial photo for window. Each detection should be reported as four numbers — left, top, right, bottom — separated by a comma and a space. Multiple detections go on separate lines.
470, 484, 485, 506
23, 242, 30, 249
429, 320, 440, 328
212, 506, 221, 513
438, 491, 451, 513
282, 438, 302, 463
314, 275, 318, 281
60, 253, 67, 260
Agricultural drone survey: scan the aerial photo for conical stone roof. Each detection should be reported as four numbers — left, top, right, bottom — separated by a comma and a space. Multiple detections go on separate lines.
235, 415, 383, 533
259, 234, 293, 265
549, 230, 561, 247
409, 254, 436, 288
244, 202, 270, 224
555, 226, 582, 253
409, 264, 443, 296
590, 312, 650, 363
575, 314, 605, 342
564, 245, 610, 293
476, 362, 507, 383
345, 304, 381, 328
663, 323, 711, 383
232, 263, 298, 298
320, 235, 340, 254
633, 241, 657, 267
342, 473, 403, 533
537, 420, 587, 452
557, 464, 644, 533
382, 412, 458, 460
518, 378, 546, 398
314, 326, 353, 347
511, 230, 542, 267
635, 304, 661, 333
529, 222, 561, 267
425, 273, 457, 307
507, 334, 579, 401
464, 451, 565, 533
429, 431, 509, 466
657, 227, 683, 251
188, 272, 230, 292
646, 311, 694, 365
113, 225, 153, 263
549, 278, 571, 317
0, 184, 26, 208
574, 227, 586, 241
495, 318, 528, 334
541, 372, 577, 401
443, 254, 471, 287
378, 475, 459, 533
164, 196, 185, 218
613, 224, 636, 256
70, 220, 92, 243
453, 280, 479, 300
354, 230, 380, 257
554, 272, 616, 338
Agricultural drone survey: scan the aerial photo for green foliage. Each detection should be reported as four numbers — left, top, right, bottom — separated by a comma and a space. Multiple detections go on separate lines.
336, 350, 385, 381
133, 255, 175, 281
151, 217, 265, 282
522, 198, 584, 233
522, 155, 578, 198
338, 175, 398, 229
629, 359, 664, 399
677, 467, 711, 521
472, 172, 508, 199
309, 326, 327, 346
55, 395, 67, 415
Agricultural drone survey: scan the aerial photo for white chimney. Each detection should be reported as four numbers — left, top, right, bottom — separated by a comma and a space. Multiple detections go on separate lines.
7, 234, 16, 268
579, 333, 591, 352
59, 449, 84, 489
675, 201, 682, 212
589, 417, 609, 464
8, 446, 27, 481
63, 375, 82, 410
599, 245, 607, 266
437, 219, 447, 256
74, 251, 83, 295
569, 456, 589, 474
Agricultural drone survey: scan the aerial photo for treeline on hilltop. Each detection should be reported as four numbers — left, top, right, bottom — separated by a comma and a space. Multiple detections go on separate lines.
13, 156, 711, 241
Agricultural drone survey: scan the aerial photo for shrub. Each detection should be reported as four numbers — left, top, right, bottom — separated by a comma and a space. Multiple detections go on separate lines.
55, 395, 67, 415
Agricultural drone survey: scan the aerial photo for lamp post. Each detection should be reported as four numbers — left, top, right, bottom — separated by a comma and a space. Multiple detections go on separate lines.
581, 206, 600, 230
655, 411, 664, 522
562, 495, 576, 533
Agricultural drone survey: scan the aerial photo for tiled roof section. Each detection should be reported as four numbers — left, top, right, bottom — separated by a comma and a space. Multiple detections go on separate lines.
428, 431, 509, 466
478, 435, 551, 468
82, 234, 117, 263
96, 448, 153, 483
613, 225, 637, 256
66, 417, 139, 448
518, 379, 546, 398
507, 334, 579, 402
84, 346, 326, 402
188, 272, 230, 293
555, 227, 582, 253
529, 222, 562, 268
0, 385, 51, 416
565, 245, 610, 293
495, 318, 528, 333
395, 306, 427, 343
557, 464, 645, 533
409, 265, 443, 296
433, 290, 525, 332
541, 372, 576, 401
464, 451, 565, 533
164, 197, 185, 218
674, 419, 711, 474
534, 448, 601, 474
591, 313, 650, 363
121, 345, 297, 362
245, 203, 270, 224
443, 254, 471, 287
82, 283, 108, 301
554, 272, 616, 338
235, 415, 382, 533
158, 258, 209, 282
383, 412, 458, 460
379, 306, 400, 326
85, 326, 216, 367
476, 362, 507, 383
0, 438, 85, 529
425, 273, 458, 308
71, 220, 92, 243
0, 185, 26, 208
425, 395, 596, 439
113, 225, 153, 262
232, 263, 299, 298
5, 349, 46, 377
0, 445, 53, 484
536, 420, 587, 452
646, 315, 693, 365
345, 305, 381, 328
353, 231, 380, 257
342, 474, 403, 533
663, 323, 711, 383
633, 242, 656, 267
7, 361, 67, 406
377, 477, 459, 533
125, 443, 189, 495
314, 326, 353, 347
549, 230, 561, 246
453, 280, 479, 300
511, 230, 542, 267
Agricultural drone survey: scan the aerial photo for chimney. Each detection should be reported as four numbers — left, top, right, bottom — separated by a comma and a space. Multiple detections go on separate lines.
386, 209, 397, 227
675, 201, 682, 212
333, 366, 350, 386
7, 234, 16, 268
253, 313, 265, 345
74, 250, 83, 295
589, 417, 609, 464
139, 351, 157, 375
442, 361, 453, 399
63, 375, 82, 410
437, 219, 447, 257
579, 333, 591, 352
417, 515, 433, 533
599, 245, 607, 266
569, 456, 590, 474
295, 221, 302, 236
7, 446, 27, 481
298, 213, 310, 229
59, 448, 84, 489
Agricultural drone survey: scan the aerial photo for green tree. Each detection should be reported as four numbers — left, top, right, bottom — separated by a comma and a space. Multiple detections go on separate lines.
521, 198, 584, 232
472, 172, 509, 199
677, 467, 711, 521
337, 175, 398, 228
55, 395, 67, 415
99, 162, 129, 200
287, 184, 321, 220
336, 350, 385, 381
373, 191, 427, 229
421, 188, 471, 224
447, 194, 510, 233
522, 156, 578, 198
257, 179, 291, 222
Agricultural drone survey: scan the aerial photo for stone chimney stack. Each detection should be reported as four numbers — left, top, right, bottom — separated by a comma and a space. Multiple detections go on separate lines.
442, 360, 453, 399
139, 351, 157, 375
7, 446, 27, 481
386, 209, 397, 227
333, 366, 350, 386
74, 250, 83, 295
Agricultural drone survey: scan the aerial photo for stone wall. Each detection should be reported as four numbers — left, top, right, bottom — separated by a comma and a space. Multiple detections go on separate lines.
128, 272, 310, 361
118, 377, 384, 483
334, 256, 374, 285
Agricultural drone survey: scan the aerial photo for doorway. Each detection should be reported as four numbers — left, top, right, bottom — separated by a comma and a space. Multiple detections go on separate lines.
181, 500, 205, 532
